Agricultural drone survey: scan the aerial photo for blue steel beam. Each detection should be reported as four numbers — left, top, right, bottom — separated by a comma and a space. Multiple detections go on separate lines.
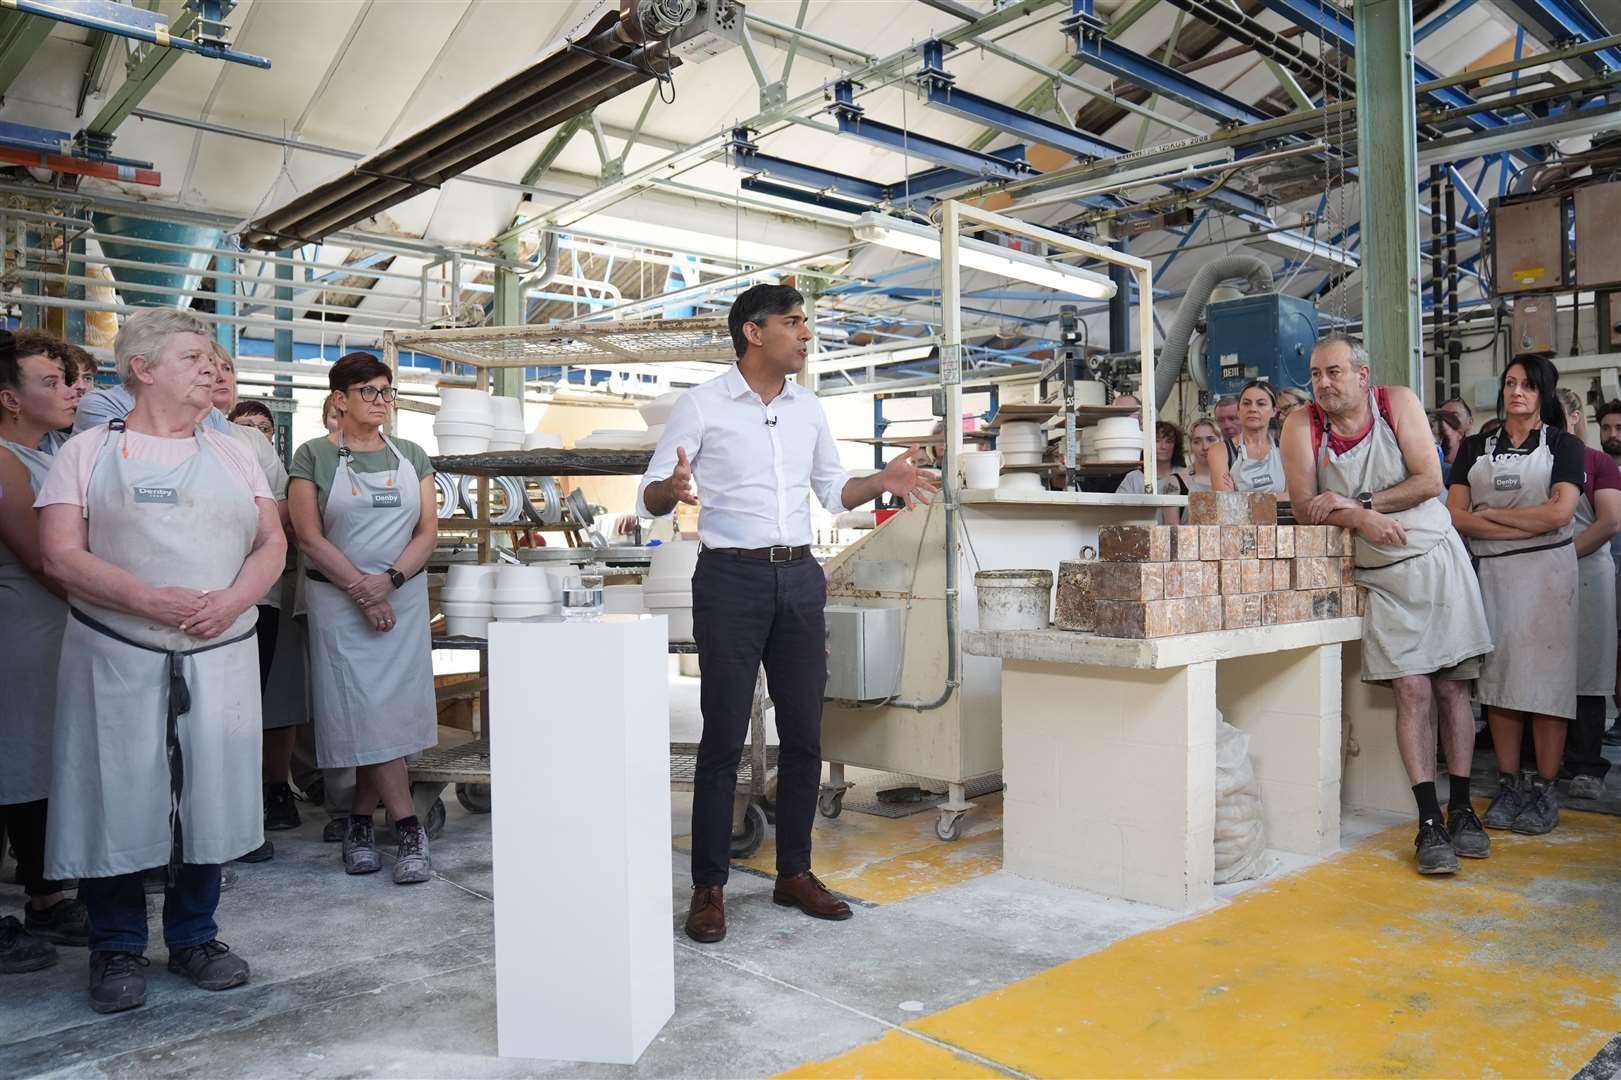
1414, 0, 1477, 42
1498, 0, 1621, 76
742, 178, 876, 216
830, 81, 1035, 181
5, 0, 270, 68
1445, 164, 1488, 220
1063, 1, 1270, 126
729, 126, 1020, 209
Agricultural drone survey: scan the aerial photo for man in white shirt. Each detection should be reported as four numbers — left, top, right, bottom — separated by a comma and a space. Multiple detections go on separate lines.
639, 283, 935, 944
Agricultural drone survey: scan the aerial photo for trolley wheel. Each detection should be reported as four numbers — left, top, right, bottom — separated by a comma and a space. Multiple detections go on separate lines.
456, 783, 492, 814
425, 797, 447, 840
730, 802, 768, 859
935, 810, 965, 843
818, 789, 846, 819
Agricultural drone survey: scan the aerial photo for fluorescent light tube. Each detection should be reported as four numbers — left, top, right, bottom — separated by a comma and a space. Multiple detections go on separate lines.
853, 212, 1117, 300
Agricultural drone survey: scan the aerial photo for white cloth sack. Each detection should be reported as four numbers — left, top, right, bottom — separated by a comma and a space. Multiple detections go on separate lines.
1214, 710, 1267, 884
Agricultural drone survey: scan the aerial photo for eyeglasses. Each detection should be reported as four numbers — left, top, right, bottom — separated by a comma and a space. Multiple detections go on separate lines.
348, 386, 398, 403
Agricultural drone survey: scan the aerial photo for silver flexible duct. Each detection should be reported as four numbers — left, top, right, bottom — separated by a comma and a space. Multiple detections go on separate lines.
1153, 255, 1275, 406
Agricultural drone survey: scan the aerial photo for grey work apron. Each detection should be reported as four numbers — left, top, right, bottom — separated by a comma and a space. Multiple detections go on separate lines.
304, 434, 436, 768
46, 423, 264, 879
1235, 438, 1287, 493
1465, 425, 1579, 719
1312, 393, 1492, 682
0, 435, 67, 805
1573, 477, 1617, 695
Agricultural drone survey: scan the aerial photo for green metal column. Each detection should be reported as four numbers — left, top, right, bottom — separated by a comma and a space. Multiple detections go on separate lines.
1354, 0, 1422, 392
214, 254, 236, 353
66, 233, 86, 344
491, 238, 524, 400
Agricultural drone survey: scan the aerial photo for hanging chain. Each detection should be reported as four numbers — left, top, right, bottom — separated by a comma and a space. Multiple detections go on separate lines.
1331, 1, 1351, 327
1315, 0, 1353, 327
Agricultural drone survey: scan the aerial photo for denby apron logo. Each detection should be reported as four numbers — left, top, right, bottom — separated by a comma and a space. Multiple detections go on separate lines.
133, 486, 178, 504
371, 491, 402, 508
1494, 475, 1522, 491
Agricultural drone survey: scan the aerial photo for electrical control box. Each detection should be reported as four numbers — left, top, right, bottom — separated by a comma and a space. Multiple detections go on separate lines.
1492, 195, 1568, 294
1202, 293, 1320, 397
1511, 296, 1558, 355
824, 604, 903, 703
1575, 182, 1621, 289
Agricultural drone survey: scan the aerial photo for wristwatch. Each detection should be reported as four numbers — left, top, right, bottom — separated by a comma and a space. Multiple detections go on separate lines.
1356, 491, 1374, 511
386, 567, 406, 590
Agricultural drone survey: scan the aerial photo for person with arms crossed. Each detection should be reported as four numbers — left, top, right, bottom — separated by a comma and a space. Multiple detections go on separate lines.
638, 284, 937, 944
1281, 335, 1493, 875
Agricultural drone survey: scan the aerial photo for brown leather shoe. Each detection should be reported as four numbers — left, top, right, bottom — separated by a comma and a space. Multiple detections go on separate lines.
772, 871, 852, 921
684, 886, 726, 943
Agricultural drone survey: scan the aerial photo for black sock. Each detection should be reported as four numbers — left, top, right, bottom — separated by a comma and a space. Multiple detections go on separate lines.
395, 815, 420, 833
1447, 774, 1472, 813
1413, 781, 1441, 824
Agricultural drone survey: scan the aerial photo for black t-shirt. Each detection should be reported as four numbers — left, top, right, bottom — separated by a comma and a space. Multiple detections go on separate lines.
1449, 425, 1586, 498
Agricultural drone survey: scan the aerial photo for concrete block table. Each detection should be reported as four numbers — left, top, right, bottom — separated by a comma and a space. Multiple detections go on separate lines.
488, 617, 674, 1064
965, 618, 1362, 911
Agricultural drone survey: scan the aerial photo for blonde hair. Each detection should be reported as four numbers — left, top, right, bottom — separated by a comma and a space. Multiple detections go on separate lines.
113, 308, 211, 391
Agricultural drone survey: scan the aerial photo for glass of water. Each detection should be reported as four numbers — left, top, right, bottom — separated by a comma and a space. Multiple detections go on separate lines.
562, 569, 605, 620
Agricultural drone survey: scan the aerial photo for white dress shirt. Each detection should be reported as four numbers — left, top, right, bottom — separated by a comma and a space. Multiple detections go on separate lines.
637, 365, 850, 548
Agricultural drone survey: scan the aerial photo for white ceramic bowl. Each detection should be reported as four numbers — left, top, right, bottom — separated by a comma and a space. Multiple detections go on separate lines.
493, 601, 561, 620
639, 390, 683, 428
1000, 449, 1045, 467
489, 396, 525, 432
998, 471, 1045, 492
436, 434, 489, 456
1096, 416, 1143, 440
496, 565, 555, 601
445, 564, 500, 599
523, 432, 564, 450
438, 388, 494, 422
488, 433, 524, 452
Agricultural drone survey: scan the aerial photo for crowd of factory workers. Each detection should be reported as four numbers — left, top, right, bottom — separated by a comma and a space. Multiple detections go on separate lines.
0, 311, 438, 1015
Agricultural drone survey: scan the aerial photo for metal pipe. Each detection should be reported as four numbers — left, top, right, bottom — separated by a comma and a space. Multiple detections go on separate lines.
12, 244, 395, 302
1, 292, 408, 340
743, 11, 876, 63
578, 244, 856, 322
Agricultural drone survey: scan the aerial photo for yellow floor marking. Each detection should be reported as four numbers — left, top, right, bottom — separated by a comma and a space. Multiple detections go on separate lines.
676, 795, 1005, 904
778, 1030, 1006, 1080
784, 808, 1621, 1079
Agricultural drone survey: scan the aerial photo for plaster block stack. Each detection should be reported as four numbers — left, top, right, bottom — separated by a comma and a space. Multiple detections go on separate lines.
1074, 492, 1364, 639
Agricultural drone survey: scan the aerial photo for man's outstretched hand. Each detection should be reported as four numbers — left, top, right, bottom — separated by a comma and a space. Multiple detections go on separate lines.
880, 446, 940, 509
667, 446, 699, 506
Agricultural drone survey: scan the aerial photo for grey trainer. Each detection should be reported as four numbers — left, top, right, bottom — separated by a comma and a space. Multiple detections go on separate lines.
1510, 775, 1559, 835
393, 823, 431, 885
167, 939, 249, 991
342, 818, 382, 875
1414, 819, 1458, 875
1447, 805, 1491, 859
1482, 772, 1530, 829
1567, 774, 1604, 801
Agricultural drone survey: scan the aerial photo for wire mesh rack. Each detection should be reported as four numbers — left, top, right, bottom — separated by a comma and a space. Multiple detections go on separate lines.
388, 316, 734, 370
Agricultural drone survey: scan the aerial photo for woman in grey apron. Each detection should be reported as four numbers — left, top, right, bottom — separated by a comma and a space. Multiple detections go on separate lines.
1232, 380, 1287, 493
0, 330, 90, 971
1447, 355, 1582, 837
288, 352, 438, 886
1556, 389, 1619, 799
35, 306, 286, 1013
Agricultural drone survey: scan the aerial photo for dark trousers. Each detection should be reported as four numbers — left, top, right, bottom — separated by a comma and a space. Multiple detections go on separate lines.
80, 864, 220, 955
255, 604, 280, 695
690, 550, 827, 886
1568, 695, 1613, 780
0, 799, 64, 897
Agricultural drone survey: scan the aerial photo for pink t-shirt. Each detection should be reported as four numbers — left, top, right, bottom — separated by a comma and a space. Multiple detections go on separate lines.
35, 424, 273, 512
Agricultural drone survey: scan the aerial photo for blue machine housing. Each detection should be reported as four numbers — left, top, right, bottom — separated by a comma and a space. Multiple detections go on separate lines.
1203, 293, 1320, 397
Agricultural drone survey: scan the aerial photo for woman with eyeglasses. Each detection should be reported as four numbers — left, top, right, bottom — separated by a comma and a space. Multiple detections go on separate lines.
1231, 380, 1287, 493
228, 401, 275, 440
288, 353, 438, 884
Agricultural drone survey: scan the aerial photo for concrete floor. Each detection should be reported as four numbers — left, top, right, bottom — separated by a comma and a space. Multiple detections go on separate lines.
2, 680, 1618, 1079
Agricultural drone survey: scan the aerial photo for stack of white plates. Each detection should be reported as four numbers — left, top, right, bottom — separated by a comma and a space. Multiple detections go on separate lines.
639, 390, 683, 429
440, 564, 500, 637
434, 388, 494, 455
997, 421, 1048, 466
643, 540, 699, 642
493, 564, 560, 621
489, 396, 525, 452
1093, 416, 1144, 464
574, 429, 647, 450
523, 431, 564, 451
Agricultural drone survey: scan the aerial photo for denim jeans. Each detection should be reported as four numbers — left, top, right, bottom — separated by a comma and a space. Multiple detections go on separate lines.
79, 863, 221, 954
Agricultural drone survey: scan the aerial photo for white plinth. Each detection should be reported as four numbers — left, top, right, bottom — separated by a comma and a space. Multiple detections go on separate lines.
489, 616, 674, 1065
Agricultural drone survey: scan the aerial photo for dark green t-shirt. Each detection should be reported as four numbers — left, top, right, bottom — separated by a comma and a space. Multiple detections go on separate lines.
290, 436, 434, 515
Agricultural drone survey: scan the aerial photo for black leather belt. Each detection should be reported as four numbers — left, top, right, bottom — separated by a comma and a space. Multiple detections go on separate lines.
70, 607, 257, 886
306, 566, 423, 585
703, 544, 812, 563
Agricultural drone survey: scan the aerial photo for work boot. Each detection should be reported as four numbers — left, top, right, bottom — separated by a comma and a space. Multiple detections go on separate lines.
1511, 774, 1560, 835
235, 840, 273, 864
1567, 774, 1604, 801
323, 818, 346, 843
167, 939, 250, 991
684, 886, 726, 943
0, 915, 57, 973
342, 818, 381, 875
87, 951, 147, 1013
24, 897, 90, 947
773, 871, 854, 920
1447, 805, 1490, 859
1482, 772, 1531, 829
264, 783, 301, 831
392, 824, 431, 885
1413, 820, 1458, 875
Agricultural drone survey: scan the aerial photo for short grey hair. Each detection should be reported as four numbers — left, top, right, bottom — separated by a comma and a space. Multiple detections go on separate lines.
1313, 333, 1369, 371
114, 308, 212, 391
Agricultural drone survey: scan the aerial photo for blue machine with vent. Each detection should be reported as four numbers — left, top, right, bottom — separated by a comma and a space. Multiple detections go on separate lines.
1203, 293, 1320, 397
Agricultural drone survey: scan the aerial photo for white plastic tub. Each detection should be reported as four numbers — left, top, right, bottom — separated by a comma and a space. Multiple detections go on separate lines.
960, 449, 1003, 489
974, 568, 1054, 631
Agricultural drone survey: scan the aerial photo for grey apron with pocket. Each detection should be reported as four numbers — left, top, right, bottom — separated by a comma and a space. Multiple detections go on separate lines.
45, 423, 264, 879
304, 434, 436, 769
1572, 478, 1617, 695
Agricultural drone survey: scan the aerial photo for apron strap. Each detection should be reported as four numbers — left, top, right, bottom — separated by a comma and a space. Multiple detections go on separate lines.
70, 607, 257, 886
1474, 536, 1574, 560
